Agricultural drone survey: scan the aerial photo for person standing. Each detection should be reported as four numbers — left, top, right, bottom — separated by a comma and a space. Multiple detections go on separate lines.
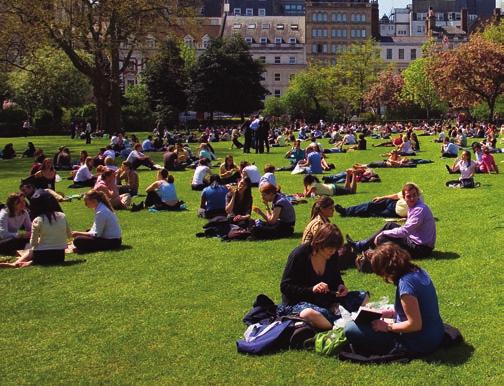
85, 121, 92, 144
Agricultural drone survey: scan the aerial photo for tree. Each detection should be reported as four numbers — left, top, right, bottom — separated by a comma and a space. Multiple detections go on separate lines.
335, 39, 385, 113
121, 83, 154, 131
263, 96, 287, 118
428, 34, 504, 121
188, 35, 268, 119
142, 39, 188, 127
283, 65, 323, 119
7, 46, 91, 126
483, 19, 504, 45
364, 67, 404, 117
401, 58, 444, 119
1, 0, 199, 132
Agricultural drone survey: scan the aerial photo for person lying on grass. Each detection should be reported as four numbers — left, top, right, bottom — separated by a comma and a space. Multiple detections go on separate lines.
344, 243, 444, 356
278, 223, 368, 330
250, 183, 295, 240
72, 190, 122, 253
302, 172, 357, 198
335, 187, 415, 218
346, 183, 436, 260
0, 193, 71, 268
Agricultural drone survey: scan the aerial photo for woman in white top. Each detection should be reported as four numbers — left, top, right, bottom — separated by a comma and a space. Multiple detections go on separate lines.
72, 157, 96, 187
191, 158, 211, 191
1, 192, 71, 268
72, 190, 122, 252
0, 193, 31, 256
398, 135, 415, 155
445, 150, 477, 188
240, 161, 261, 187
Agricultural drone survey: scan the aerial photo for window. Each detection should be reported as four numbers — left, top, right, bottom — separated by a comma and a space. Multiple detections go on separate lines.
361, 29, 366, 38
258, 8, 266, 17
274, 73, 280, 81
322, 44, 328, 53
417, 25, 423, 33
312, 44, 318, 54
274, 90, 281, 97
274, 56, 281, 64
233, 8, 241, 16
291, 24, 299, 30
332, 13, 347, 22
247, 24, 256, 29
244, 37, 253, 44
312, 12, 328, 22
259, 56, 266, 64
260, 37, 268, 44
351, 29, 366, 38
288, 37, 297, 44
331, 29, 347, 38
276, 24, 285, 30
202, 37, 210, 49
146, 37, 157, 49
410, 49, 417, 60
289, 56, 296, 64
275, 37, 282, 44
232, 23, 241, 29
262, 23, 270, 29
386, 48, 392, 60
245, 8, 253, 16
399, 49, 404, 60
289, 74, 295, 81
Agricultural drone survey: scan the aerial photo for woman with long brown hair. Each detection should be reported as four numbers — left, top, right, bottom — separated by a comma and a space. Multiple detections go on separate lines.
0, 193, 31, 256
344, 243, 444, 356
301, 196, 336, 244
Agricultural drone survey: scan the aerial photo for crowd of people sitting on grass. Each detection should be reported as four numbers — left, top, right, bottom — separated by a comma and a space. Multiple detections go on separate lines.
0, 117, 502, 362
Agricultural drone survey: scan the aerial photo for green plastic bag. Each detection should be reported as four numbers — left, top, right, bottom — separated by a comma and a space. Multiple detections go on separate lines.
314, 327, 348, 356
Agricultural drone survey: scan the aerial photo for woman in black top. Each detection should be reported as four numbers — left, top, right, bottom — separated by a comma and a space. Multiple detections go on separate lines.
279, 223, 368, 330
225, 177, 252, 225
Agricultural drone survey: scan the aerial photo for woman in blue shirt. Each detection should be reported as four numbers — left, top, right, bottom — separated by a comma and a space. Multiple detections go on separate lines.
72, 190, 122, 252
344, 243, 444, 356
131, 169, 184, 211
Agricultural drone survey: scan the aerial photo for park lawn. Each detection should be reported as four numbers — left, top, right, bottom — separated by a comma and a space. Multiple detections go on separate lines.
0, 134, 503, 385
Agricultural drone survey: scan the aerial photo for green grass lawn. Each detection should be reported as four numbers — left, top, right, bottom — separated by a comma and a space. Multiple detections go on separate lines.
0, 134, 503, 385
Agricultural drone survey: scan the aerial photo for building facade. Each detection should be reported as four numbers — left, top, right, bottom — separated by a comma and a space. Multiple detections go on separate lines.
223, 16, 306, 98
305, 0, 379, 65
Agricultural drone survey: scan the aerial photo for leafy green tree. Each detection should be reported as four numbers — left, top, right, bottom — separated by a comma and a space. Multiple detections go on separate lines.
7, 47, 91, 127
142, 39, 188, 127
121, 84, 154, 131
283, 66, 323, 119
401, 58, 444, 119
335, 39, 385, 113
1, 0, 199, 132
263, 96, 287, 117
483, 19, 504, 44
188, 35, 268, 119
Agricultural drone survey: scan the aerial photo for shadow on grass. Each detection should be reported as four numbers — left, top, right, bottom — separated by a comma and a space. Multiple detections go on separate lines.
421, 342, 475, 366
40, 259, 87, 267
74, 244, 133, 255
427, 251, 460, 260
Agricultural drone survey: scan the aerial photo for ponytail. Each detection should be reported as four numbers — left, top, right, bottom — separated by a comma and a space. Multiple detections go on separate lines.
84, 189, 114, 212
310, 196, 334, 220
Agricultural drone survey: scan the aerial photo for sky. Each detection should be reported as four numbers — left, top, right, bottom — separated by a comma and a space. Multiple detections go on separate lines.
378, 0, 500, 17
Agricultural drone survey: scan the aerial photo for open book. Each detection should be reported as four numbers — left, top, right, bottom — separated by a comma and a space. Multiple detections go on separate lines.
353, 306, 382, 324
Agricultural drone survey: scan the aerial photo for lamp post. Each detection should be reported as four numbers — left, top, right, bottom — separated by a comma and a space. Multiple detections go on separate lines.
220, 1, 230, 38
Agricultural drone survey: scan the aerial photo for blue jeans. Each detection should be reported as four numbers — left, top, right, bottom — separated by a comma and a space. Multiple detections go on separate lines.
322, 172, 347, 184
345, 199, 397, 218
344, 320, 402, 355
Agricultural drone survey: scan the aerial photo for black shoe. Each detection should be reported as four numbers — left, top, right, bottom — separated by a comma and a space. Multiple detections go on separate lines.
445, 164, 453, 174
131, 202, 144, 212
335, 204, 346, 216
346, 234, 360, 253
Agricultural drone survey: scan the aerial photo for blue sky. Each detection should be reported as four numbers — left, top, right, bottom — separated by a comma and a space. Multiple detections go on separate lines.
378, 0, 499, 17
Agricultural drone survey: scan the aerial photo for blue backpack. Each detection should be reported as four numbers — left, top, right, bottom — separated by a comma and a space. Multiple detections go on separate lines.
236, 318, 295, 355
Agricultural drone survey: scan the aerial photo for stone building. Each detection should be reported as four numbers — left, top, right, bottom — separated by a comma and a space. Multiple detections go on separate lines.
305, 0, 379, 65
223, 16, 306, 98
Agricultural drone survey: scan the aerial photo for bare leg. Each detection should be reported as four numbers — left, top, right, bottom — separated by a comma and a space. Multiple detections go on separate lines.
299, 308, 332, 330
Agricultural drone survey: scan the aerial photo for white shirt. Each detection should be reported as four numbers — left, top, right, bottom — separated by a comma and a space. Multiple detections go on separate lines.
90, 203, 122, 239
192, 165, 210, 185
242, 165, 260, 184
126, 150, 143, 163
259, 172, 277, 187
104, 149, 115, 160
31, 212, 71, 250
74, 165, 93, 182
457, 160, 476, 180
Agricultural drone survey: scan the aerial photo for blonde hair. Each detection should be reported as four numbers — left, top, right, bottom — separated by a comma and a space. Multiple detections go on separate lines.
84, 190, 114, 212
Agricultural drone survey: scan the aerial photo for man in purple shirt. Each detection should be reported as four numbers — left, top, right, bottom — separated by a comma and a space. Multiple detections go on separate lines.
347, 183, 436, 259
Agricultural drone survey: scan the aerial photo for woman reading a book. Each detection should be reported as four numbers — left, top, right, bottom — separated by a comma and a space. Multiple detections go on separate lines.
278, 224, 368, 330
344, 243, 444, 356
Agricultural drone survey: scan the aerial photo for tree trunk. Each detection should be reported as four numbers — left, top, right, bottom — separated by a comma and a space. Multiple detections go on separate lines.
487, 96, 496, 122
